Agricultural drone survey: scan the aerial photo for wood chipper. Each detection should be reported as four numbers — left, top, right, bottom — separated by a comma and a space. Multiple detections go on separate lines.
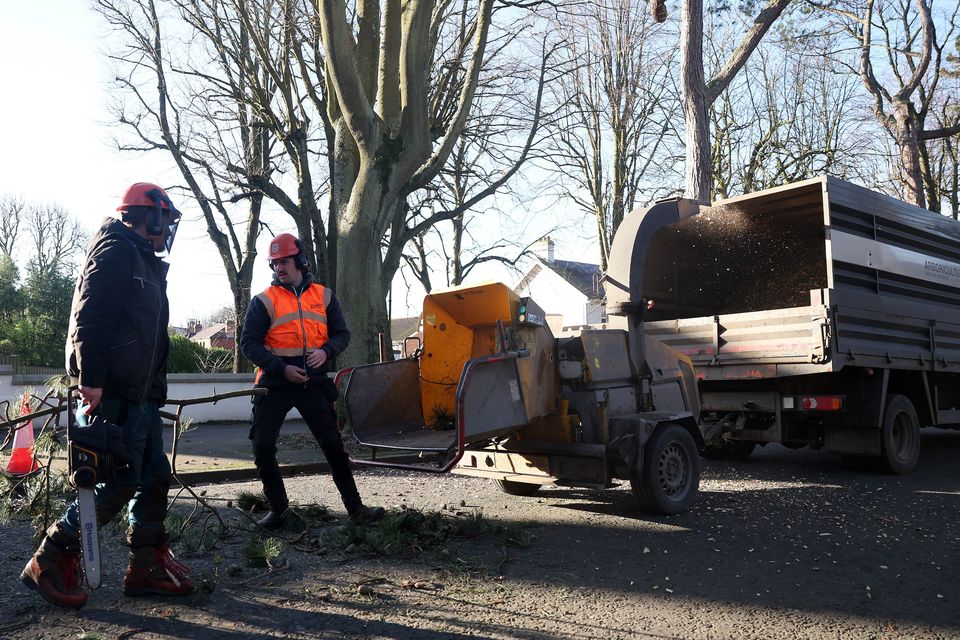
342, 200, 706, 513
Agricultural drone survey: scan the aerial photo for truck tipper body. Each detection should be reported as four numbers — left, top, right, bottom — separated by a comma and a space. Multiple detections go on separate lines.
633, 176, 960, 472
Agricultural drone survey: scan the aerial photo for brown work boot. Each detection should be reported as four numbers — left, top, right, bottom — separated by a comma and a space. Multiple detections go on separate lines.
20, 524, 88, 609
123, 526, 193, 597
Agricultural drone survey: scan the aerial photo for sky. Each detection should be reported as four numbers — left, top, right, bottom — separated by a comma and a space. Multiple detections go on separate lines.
0, 3, 595, 326
0, 3, 265, 326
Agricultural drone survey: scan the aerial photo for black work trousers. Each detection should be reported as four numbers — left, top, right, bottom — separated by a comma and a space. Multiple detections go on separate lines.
249, 386, 363, 514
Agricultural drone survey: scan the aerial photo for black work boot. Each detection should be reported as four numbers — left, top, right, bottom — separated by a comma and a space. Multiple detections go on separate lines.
20, 523, 88, 608
348, 505, 385, 525
257, 507, 289, 531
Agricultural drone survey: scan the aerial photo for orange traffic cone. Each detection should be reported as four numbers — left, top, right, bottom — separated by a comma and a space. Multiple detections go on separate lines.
6, 393, 41, 475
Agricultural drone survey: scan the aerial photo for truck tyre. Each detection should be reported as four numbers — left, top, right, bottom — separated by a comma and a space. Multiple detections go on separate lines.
631, 424, 700, 515
494, 479, 542, 496
880, 394, 920, 475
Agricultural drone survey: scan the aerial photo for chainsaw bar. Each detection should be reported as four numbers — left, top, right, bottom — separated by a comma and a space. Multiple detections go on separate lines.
77, 486, 101, 589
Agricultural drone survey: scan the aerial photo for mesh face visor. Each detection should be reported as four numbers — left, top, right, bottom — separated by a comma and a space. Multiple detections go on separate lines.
163, 208, 181, 255
145, 188, 182, 256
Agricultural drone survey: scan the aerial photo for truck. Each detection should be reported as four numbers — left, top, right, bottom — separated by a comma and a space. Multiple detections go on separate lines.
341, 175, 960, 513
638, 176, 960, 473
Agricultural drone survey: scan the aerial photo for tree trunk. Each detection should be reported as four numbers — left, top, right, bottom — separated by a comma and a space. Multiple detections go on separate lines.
232, 288, 252, 373
893, 102, 926, 209
680, 0, 711, 201
336, 215, 390, 367
333, 140, 398, 366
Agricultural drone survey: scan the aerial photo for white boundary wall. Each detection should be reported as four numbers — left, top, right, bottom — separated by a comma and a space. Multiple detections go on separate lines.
0, 371, 302, 423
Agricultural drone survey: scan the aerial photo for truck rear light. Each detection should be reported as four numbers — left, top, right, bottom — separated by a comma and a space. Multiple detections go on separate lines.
799, 396, 843, 411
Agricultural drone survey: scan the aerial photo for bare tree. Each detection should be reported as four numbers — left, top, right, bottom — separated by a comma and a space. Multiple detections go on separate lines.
680, 0, 793, 200
23, 203, 87, 278
95, 0, 290, 371
317, 0, 553, 364
808, 0, 960, 209
401, 144, 541, 293
98, 0, 551, 365
924, 95, 960, 217
545, 0, 681, 271
0, 195, 24, 258
710, 29, 877, 197
395, 28, 558, 292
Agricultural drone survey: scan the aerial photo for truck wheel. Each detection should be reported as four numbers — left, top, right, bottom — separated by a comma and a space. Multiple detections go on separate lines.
880, 394, 920, 475
494, 479, 542, 496
631, 424, 700, 515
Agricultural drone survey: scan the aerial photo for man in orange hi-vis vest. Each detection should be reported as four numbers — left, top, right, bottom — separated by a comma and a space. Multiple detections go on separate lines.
240, 233, 384, 530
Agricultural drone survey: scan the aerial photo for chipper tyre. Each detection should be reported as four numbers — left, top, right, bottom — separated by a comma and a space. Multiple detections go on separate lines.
631, 423, 700, 515
494, 479, 542, 496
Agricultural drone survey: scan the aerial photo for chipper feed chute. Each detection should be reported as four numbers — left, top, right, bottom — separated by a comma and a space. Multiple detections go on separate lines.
342, 282, 557, 472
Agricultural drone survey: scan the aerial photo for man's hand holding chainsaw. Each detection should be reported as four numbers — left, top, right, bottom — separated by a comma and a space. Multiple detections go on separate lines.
78, 386, 102, 413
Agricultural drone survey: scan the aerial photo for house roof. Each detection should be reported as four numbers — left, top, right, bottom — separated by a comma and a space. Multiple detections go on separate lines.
541, 257, 604, 300
190, 322, 232, 341
390, 316, 420, 339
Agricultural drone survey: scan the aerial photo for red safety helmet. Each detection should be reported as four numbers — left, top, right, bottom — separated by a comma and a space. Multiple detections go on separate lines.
117, 182, 173, 212
117, 182, 181, 254
268, 233, 307, 270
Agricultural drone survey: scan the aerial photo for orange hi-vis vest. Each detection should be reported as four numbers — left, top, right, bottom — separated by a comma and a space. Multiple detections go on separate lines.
254, 283, 332, 383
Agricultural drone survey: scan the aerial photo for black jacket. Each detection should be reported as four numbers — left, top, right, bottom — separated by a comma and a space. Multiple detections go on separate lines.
66, 217, 170, 404
240, 272, 350, 391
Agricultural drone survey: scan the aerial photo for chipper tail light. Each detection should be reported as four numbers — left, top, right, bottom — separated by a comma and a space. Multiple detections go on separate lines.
783, 395, 844, 411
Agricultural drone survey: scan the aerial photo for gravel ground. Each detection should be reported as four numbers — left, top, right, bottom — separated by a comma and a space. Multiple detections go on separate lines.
1, 428, 958, 640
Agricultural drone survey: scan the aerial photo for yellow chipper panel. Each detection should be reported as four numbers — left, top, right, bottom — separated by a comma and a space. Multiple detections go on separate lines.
420, 282, 517, 428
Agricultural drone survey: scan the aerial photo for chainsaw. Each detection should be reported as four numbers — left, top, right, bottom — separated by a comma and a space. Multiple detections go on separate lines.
66, 389, 133, 589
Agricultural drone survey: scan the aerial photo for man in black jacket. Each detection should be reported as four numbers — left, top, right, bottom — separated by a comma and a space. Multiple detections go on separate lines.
240, 233, 384, 530
21, 183, 192, 608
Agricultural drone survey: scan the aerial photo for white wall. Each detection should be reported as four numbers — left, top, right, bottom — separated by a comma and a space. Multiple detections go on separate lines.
0, 372, 296, 423
515, 262, 589, 328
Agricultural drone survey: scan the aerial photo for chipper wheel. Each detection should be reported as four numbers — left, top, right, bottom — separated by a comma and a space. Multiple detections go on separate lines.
493, 479, 542, 496
631, 423, 700, 515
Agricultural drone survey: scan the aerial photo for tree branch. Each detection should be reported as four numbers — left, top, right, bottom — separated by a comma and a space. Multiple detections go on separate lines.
705, 0, 793, 103
408, 0, 494, 188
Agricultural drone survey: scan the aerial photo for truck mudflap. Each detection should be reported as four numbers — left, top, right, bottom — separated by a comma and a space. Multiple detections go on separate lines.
342, 350, 532, 473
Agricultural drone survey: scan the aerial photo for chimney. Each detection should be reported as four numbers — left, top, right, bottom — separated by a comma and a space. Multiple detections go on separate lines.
532, 236, 555, 262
